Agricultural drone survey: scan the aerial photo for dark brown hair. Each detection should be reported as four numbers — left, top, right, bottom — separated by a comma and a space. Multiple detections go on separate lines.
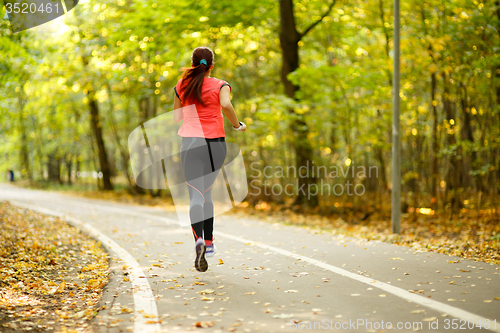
180, 46, 214, 105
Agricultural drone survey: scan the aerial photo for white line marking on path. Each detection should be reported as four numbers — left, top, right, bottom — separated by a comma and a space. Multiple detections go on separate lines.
6, 193, 500, 333
215, 232, 500, 333
10, 201, 161, 333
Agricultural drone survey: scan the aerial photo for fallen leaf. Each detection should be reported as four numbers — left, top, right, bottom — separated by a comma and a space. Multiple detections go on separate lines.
201, 297, 215, 301
195, 321, 214, 328
200, 289, 215, 295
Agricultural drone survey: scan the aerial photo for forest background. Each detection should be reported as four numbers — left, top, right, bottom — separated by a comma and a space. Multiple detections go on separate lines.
1, 0, 499, 224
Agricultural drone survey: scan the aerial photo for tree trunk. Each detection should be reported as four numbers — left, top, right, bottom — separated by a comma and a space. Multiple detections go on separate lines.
430, 73, 438, 205
494, 0, 500, 193
106, 83, 136, 194
66, 154, 72, 185
87, 89, 113, 190
442, 72, 460, 216
81, 55, 113, 190
89, 133, 102, 190
495, 1, 500, 107
375, 146, 388, 192
279, 0, 318, 207
18, 96, 31, 180
379, 0, 392, 86
459, 82, 475, 190
47, 153, 61, 183
139, 96, 161, 197
420, 3, 439, 207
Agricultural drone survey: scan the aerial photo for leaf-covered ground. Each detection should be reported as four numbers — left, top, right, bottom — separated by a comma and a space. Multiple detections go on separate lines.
0, 202, 109, 332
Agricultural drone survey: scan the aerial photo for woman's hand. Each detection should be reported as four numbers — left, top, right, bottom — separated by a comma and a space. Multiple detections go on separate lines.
233, 121, 246, 131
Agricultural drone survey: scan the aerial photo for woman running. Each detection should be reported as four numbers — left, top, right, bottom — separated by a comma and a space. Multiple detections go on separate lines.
173, 46, 246, 272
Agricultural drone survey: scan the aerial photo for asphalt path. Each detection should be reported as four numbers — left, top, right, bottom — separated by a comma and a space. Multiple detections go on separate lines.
0, 184, 499, 333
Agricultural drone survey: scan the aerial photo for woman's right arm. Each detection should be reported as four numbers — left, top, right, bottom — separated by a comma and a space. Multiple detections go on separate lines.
219, 85, 244, 130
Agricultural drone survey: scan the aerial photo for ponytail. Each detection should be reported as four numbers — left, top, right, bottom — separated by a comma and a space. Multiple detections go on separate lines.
180, 46, 214, 105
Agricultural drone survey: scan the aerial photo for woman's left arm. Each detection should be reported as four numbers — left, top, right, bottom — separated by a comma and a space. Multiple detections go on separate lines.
173, 91, 183, 123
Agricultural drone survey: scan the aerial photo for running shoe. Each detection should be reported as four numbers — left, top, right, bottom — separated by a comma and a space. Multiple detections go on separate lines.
206, 244, 218, 257
194, 238, 208, 272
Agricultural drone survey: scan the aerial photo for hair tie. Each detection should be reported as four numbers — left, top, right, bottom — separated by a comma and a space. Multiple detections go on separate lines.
199, 59, 207, 66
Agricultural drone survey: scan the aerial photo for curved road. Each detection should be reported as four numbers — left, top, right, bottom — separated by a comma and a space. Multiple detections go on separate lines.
0, 184, 499, 333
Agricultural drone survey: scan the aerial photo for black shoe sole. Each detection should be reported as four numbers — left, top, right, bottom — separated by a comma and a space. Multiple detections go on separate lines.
195, 243, 208, 272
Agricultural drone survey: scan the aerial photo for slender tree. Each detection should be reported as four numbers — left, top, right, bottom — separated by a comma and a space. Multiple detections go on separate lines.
279, 0, 336, 207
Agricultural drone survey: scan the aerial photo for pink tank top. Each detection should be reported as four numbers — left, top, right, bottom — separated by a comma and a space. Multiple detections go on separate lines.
175, 77, 231, 139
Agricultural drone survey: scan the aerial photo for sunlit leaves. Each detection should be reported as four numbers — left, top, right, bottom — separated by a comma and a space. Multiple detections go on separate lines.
0, 203, 109, 331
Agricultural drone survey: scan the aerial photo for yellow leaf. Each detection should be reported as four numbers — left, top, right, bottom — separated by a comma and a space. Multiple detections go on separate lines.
195, 321, 214, 328
57, 281, 66, 293
200, 289, 214, 295
201, 297, 215, 301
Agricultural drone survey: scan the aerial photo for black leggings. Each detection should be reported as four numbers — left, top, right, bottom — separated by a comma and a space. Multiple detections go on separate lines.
181, 137, 227, 241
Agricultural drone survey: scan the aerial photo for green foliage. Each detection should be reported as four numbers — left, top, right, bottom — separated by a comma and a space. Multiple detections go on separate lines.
0, 0, 499, 207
